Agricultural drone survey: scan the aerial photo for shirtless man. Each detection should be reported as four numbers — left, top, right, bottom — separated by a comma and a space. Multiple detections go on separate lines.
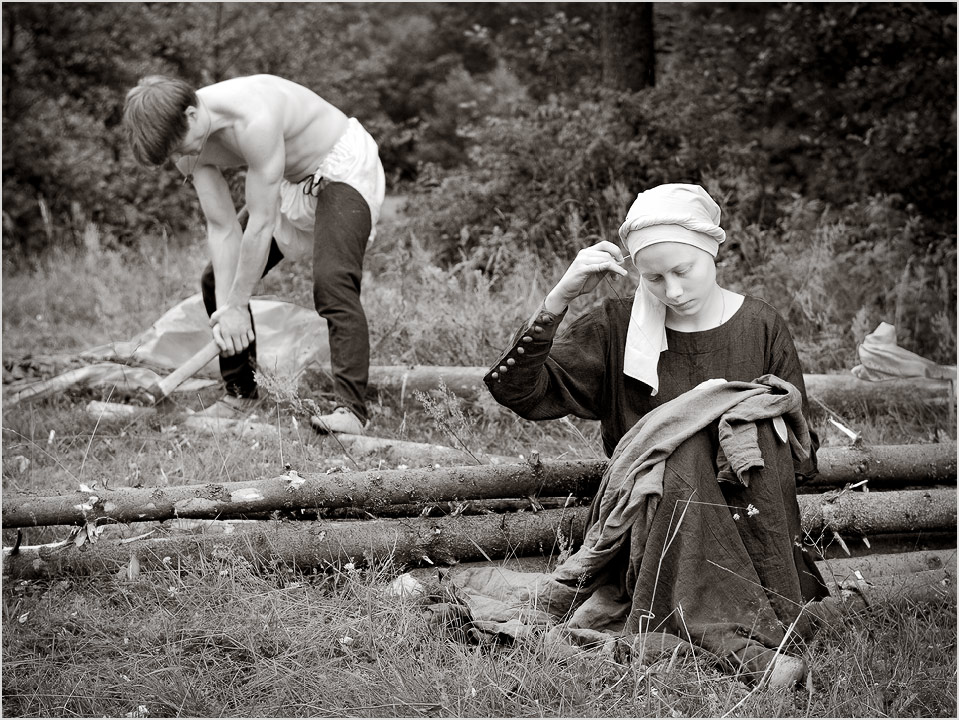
123, 74, 385, 434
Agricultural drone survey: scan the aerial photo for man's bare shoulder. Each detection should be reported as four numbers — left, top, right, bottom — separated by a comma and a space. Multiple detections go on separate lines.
201, 75, 329, 111
197, 75, 348, 178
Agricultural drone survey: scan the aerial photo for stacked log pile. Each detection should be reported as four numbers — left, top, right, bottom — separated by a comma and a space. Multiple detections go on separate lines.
3, 362, 955, 610
3, 442, 956, 606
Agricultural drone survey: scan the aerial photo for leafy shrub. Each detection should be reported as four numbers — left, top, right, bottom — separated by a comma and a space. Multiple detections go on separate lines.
728, 194, 956, 370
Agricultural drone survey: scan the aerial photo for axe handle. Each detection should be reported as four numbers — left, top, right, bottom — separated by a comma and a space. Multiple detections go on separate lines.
157, 340, 220, 399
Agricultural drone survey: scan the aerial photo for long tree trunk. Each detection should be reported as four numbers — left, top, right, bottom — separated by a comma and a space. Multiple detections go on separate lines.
3, 491, 956, 580
809, 442, 957, 487
4, 443, 954, 528
2, 508, 588, 579
9, 358, 955, 408
362, 367, 955, 408
600, 2, 655, 90
800, 487, 956, 537
1, 460, 606, 527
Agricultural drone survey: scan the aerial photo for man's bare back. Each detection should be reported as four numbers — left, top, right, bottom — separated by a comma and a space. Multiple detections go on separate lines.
191, 75, 348, 181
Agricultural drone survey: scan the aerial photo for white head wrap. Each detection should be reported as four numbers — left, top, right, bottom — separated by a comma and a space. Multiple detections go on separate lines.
617, 184, 726, 394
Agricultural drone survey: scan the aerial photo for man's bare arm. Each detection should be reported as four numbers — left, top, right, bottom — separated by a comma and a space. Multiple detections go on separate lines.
206, 113, 285, 355
224, 116, 285, 308
189, 164, 242, 309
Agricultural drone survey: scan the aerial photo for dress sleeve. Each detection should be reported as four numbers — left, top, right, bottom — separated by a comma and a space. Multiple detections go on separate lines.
484, 303, 610, 421
768, 312, 820, 481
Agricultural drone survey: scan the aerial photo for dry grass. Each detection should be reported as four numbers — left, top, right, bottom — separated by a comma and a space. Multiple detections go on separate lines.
2, 227, 957, 717
3, 552, 955, 718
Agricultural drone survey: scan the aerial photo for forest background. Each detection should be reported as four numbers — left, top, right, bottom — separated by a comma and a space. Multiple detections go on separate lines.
2, 1, 957, 370
2, 5, 957, 717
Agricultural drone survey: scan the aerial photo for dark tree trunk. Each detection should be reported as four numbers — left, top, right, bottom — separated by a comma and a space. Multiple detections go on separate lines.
600, 2, 655, 90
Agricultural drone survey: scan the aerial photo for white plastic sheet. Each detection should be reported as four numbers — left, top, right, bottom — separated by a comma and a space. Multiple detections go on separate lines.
6, 296, 330, 405
851, 322, 957, 383
84, 294, 330, 377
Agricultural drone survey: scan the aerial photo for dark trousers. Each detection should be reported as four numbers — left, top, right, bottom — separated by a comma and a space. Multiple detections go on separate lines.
201, 181, 373, 422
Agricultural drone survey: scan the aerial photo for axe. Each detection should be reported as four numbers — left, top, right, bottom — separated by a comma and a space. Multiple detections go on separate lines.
86, 339, 221, 422
149, 339, 221, 405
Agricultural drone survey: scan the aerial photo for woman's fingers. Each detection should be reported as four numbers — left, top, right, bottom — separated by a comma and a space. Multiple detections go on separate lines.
594, 240, 626, 263
599, 259, 629, 277
549, 242, 630, 309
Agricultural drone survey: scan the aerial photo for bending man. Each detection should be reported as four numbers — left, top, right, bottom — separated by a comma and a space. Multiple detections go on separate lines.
123, 74, 385, 434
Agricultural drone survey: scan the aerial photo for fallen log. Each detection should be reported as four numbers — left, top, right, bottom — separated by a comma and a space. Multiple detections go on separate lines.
83, 401, 959, 486
817, 548, 956, 586
818, 530, 958, 559
4, 501, 956, 589
185, 414, 517, 465
808, 569, 956, 623
357, 366, 956, 408
195, 497, 584, 520
321, 496, 583, 519
806, 442, 956, 488
4, 365, 214, 406
9, 361, 954, 409
800, 488, 957, 537
2, 508, 588, 580
4, 441, 954, 527
1, 460, 605, 528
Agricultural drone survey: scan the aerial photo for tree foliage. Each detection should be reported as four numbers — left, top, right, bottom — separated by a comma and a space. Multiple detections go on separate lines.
2, 2, 955, 365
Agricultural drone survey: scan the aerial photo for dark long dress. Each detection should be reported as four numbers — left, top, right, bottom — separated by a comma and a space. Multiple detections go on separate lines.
484, 294, 828, 676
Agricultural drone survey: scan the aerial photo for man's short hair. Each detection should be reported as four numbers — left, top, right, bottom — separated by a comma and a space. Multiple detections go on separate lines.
123, 76, 198, 166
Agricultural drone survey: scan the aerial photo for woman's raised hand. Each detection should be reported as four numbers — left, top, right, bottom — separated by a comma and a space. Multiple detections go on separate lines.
543, 240, 628, 314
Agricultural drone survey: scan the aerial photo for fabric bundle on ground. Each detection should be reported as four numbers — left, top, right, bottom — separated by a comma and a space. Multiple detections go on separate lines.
438, 376, 828, 679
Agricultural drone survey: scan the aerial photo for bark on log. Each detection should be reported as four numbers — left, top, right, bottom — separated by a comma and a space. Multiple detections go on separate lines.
4, 499, 955, 587
818, 531, 958, 559
1, 460, 605, 527
818, 548, 955, 581
204, 497, 584, 520
357, 366, 956, 407
183, 414, 517, 465
800, 488, 956, 536
5, 441, 955, 528
804, 374, 954, 408
85, 399, 959, 488
807, 442, 956, 488
2, 508, 588, 580
809, 569, 956, 622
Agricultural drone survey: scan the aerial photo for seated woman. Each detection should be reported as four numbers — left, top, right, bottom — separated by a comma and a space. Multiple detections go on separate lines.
483, 183, 828, 686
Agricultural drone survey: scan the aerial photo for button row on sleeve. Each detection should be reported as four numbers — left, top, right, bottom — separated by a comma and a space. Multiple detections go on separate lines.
491, 325, 548, 381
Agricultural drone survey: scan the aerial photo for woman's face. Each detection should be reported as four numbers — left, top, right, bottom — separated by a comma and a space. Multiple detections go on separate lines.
633, 242, 718, 317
